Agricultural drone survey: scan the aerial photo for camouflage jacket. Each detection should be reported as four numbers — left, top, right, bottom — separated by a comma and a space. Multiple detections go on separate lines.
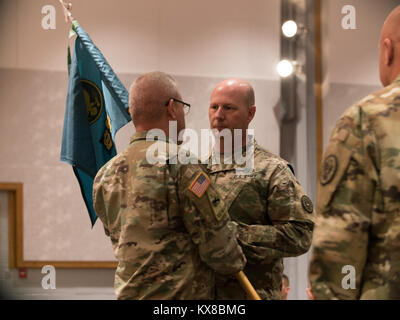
309, 75, 400, 299
207, 142, 315, 300
93, 131, 246, 300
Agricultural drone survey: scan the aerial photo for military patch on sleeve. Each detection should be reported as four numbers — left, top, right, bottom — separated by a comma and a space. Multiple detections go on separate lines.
301, 195, 314, 214
189, 172, 211, 198
320, 155, 338, 185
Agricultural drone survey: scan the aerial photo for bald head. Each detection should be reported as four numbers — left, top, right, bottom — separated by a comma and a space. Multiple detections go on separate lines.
209, 78, 256, 151
381, 5, 400, 42
212, 78, 255, 107
129, 71, 180, 126
379, 5, 400, 86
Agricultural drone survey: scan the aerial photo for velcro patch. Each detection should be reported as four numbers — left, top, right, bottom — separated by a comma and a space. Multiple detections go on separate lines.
301, 195, 314, 214
207, 192, 225, 221
320, 154, 338, 185
188, 172, 210, 198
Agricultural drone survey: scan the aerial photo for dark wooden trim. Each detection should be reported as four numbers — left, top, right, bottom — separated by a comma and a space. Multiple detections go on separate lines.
314, 0, 323, 178
7, 191, 16, 268
0, 183, 21, 268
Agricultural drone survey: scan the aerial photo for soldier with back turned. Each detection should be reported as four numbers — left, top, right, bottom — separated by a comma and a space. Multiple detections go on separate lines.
93, 71, 246, 299
309, 5, 400, 300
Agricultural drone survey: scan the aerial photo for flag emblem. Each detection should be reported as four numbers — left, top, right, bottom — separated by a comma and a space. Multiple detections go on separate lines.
102, 118, 113, 150
81, 79, 103, 124
189, 172, 210, 198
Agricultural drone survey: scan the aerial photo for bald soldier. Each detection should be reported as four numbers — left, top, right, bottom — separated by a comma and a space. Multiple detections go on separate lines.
309, 5, 400, 299
93, 72, 246, 299
207, 78, 315, 300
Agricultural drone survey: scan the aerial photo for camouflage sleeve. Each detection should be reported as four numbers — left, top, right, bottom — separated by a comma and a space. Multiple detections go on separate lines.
236, 164, 315, 262
177, 164, 246, 275
92, 165, 110, 233
309, 108, 374, 300
92, 162, 121, 240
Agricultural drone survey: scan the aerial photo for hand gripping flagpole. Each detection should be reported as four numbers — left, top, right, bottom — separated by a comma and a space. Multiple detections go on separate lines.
57, 0, 261, 300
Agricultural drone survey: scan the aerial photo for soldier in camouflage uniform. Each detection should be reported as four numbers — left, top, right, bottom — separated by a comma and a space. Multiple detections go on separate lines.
93, 72, 246, 300
309, 5, 400, 299
207, 78, 315, 300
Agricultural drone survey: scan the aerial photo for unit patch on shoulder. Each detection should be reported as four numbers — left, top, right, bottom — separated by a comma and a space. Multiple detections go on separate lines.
189, 172, 210, 198
320, 154, 338, 185
301, 195, 314, 214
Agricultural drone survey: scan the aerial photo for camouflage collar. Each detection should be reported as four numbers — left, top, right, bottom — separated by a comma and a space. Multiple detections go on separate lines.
129, 130, 171, 144
207, 140, 258, 172
212, 137, 257, 159
394, 74, 400, 85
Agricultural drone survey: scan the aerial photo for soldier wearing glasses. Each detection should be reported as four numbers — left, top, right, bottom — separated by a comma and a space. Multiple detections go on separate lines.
93, 71, 246, 299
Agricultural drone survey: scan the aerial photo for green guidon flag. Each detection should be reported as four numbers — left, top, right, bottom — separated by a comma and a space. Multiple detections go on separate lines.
60, 21, 131, 226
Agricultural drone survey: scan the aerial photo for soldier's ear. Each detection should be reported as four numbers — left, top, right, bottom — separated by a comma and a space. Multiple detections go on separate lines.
166, 99, 177, 120
248, 105, 256, 123
383, 38, 394, 66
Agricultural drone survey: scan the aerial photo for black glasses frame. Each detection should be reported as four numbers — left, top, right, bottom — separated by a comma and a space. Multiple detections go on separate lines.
165, 98, 191, 114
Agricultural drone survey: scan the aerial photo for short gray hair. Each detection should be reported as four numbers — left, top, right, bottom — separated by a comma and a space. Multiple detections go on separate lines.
129, 71, 180, 125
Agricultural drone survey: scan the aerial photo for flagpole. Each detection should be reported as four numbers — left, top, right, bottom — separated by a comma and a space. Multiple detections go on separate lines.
236, 271, 262, 300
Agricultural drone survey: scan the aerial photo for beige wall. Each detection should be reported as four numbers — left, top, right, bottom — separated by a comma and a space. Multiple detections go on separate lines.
324, 0, 398, 86
322, 0, 399, 149
0, 0, 280, 79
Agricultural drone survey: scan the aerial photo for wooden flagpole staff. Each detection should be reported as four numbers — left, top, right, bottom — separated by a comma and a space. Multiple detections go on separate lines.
236, 271, 261, 300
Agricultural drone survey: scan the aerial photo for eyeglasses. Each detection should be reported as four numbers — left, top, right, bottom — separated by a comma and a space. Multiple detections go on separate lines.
165, 98, 191, 115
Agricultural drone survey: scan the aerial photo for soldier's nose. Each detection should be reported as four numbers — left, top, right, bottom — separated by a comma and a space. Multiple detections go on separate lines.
214, 107, 224, 119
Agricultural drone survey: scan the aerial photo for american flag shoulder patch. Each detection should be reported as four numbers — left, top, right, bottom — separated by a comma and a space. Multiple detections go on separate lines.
188, 172, 210, 198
